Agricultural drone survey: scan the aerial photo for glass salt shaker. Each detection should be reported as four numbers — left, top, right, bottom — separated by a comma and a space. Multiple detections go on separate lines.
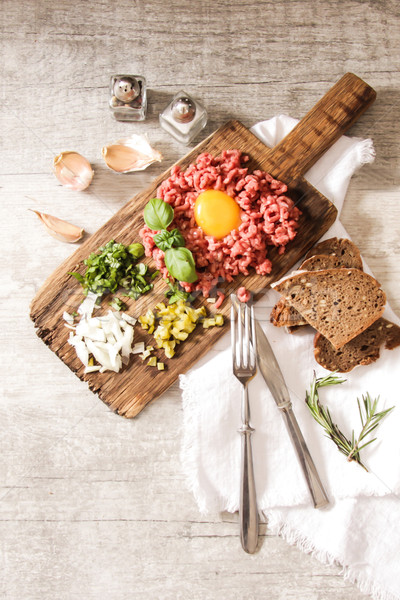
159, 91, 207, 145
109, 75, 147, 121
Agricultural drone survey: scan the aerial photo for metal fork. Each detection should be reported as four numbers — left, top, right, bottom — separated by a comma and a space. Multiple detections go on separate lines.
230, 294, 259, 554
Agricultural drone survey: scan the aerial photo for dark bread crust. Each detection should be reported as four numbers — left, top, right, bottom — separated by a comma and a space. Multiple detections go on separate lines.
304, 237, 363, 265
273, 268, 386, 349
314, 318, 400, 372
271, 238, 363, 328
300, 253, 363, 272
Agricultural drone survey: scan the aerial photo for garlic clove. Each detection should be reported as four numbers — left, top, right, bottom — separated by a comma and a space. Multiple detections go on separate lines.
53, 151, 94, 191
101, 134, 162, 173
31, 210, 84, 243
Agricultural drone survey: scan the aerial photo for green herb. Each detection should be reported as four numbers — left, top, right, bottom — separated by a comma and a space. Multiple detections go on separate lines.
121, 263, 154, 300
143, 197, 174, 231
109, 297, 127, 311
164, 279, 194, 304
70, 272, 85, 284
127, 243, 145, 259
69, 239, 155, 301
153, 228, 185, 251
143, 197, 197, 284
305, 372, 394, 471
165, 247, 198, 283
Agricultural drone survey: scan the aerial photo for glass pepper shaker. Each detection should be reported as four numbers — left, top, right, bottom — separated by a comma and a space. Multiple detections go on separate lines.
159, 91, 207, 145
109, 75, 147, 121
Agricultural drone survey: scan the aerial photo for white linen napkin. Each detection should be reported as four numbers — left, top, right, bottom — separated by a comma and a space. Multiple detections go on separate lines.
180, 115, 400, 600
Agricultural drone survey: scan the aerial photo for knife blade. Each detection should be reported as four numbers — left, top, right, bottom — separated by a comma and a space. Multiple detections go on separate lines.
255, 320, 329, 509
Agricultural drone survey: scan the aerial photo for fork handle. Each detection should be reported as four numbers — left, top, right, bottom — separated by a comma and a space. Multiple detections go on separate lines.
239, 385, 259, 554
280, 405, 329, 509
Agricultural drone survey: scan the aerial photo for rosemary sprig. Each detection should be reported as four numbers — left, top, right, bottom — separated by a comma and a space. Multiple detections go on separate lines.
305, 372, 394, 471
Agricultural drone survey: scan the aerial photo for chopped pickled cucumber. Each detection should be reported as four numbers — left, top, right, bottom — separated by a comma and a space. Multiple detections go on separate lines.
215, 314, 224, 326
139, 301, 224, 359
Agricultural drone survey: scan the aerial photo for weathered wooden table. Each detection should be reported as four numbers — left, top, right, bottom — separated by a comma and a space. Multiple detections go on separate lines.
1, 1, 399, 598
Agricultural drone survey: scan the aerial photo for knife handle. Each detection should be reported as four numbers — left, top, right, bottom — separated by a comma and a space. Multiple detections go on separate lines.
280, 404, 329, 509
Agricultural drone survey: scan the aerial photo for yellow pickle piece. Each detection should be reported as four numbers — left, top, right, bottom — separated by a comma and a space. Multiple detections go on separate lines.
138, 300, 224, 358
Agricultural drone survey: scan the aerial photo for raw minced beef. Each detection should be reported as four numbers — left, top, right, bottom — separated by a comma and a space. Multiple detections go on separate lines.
140, 150, 301, 297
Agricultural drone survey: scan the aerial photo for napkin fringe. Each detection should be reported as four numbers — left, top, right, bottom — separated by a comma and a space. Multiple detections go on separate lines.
357, 138, 376, 165
266, 512, 397, 600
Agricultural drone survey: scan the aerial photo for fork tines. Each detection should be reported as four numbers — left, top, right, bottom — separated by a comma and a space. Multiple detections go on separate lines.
230, 294, 257, 373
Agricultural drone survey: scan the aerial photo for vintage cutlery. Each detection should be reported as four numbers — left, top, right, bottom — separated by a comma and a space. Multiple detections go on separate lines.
31, 74, 375, 418
230, 295, 259, 553
255, 320, 329, 509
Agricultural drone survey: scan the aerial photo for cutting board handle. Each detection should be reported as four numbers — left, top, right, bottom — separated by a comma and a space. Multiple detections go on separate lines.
267, 73, 376, 180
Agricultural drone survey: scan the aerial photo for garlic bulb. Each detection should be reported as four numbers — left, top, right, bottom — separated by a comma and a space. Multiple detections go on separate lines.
102, 134, 162, 173
53, 151, 94, 191
31, 210, 84, 243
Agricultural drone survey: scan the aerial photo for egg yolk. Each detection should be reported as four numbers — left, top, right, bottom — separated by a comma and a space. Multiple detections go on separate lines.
194, 190, 241, 239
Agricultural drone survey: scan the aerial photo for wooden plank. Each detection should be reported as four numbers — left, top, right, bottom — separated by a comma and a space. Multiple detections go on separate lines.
3, 3, 398, 599
29, 121, 335, 417
30, 74, 376, 418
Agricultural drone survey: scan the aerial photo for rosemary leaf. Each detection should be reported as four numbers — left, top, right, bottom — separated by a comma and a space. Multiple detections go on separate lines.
305, 372, 394, 472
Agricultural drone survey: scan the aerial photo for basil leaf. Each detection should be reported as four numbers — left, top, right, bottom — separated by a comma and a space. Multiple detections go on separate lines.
109, 297, 127, 311
164, 247, 198, 283
154, 228, 186, 252
167, 293, 180, 304
69, 272, 85, 284
133, 262, 147, 276
144, 198, 174, 231
68, 239, 155, 302
164, 280, 194, 305
127, 243, 144, 259
153, 230, 173, 251
169, 229, 185, 248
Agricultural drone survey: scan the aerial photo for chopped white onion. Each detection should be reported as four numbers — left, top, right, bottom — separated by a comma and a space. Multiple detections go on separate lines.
132, 341, 145, 354
84, 365, 101, 374
76, 319, 107, 342
67, 308, 137, 373
68, 334, 89, 367
122, 312, 137, 325
78, 292, 99, 317
63, 311, 75, 325
106, 333, 117, 345
121, 325, 134, 359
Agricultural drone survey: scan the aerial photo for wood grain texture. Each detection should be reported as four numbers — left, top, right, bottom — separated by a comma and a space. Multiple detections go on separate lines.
267, 73, 376, 179
30, 116, 339, 417
1, 1, 399, 599
30, 73, 376, 417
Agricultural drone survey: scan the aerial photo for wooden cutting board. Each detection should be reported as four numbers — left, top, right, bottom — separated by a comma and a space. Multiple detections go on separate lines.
30, 73, 376, 418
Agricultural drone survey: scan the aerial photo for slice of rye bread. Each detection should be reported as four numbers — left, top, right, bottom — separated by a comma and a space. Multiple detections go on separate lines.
270, 241, 363, 329
272, 268, 386, 349
304, 237, 363, 264
270, 297, 308, 328
300, 252, 363, 271
314, 318, 400, 372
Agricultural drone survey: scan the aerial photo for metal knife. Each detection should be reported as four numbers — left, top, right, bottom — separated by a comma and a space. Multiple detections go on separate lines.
255, 320, 329, 509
